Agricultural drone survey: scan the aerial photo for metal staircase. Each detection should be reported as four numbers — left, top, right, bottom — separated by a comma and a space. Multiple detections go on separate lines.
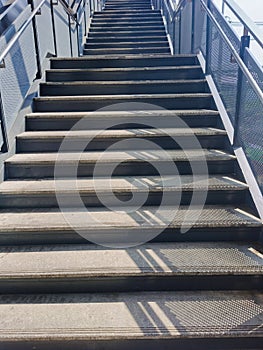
0, 0, 262, 349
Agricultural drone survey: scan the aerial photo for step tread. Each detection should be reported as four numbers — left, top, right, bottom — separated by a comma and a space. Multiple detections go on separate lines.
0, 175, 247, 195
0, 291, 263, 341
0, 206, 260, 233
34, 93, 212, 102
0, 243, 262, 278
26, 109, 220, 118
50, 54, 197, 62
41, 79, 206, 86
46, 65, 201, 72
6, 149, 236, 164
17, 127, 226, 140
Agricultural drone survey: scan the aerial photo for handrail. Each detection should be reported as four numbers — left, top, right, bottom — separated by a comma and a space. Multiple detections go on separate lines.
0, 0, 85, 64
0, 0, 25, 21
59, 0, 78, 22
200, 0, 263, 104
0, 0, 46, 64
223, 0, 263, 50
174, 0, 187, 17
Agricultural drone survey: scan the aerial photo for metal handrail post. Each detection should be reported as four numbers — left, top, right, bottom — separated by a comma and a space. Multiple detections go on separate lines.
191, 0, 195, 53
28, 0, 42, 79
205, 0, 211, 74
233, 33, 250, 147
50, 0, 58, 56
0, 89, 8, 153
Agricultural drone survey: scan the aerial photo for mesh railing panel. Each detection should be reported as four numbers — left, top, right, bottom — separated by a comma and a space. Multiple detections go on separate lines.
208, 6, 239, 124
0, 6, 36, 132
237, 48, 263, 192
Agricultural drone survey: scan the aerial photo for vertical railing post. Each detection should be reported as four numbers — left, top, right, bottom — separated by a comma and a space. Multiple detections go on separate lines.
68, 15, 73, 56
178, 10, 182, 54
191, 0, 195, 53
28, 0, 42, 79
50, 0, 58, 56
0, 88, 8, 153
205, 0, 211, 74
172, 14, 176, 55
233, 31, 250, 147
76, 22, 80, 56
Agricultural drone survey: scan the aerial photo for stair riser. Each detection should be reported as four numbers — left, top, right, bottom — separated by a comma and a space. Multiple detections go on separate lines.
88, 26, 164, 32
88, 31, 166, 37
16, 135, 227, 152
2, 338, 263, 350
26, 115, 219, 131
86, 37, 167, 43
39, 81, 208, 96
50, 56, 199, 69
34, 96, 214, 112
91, 19, 164, 24
83, 48, 171, 55
104, 6, 152, 9
0, 274, 260, 294
93, 13, 161, 17
5, 160, 235, 179
84, 42, 169, 49
90, 22, 164, 28
46, 69, 204, 82
0, 190, 247, 209
0, 226, 259, 246
93, 15, 162, 20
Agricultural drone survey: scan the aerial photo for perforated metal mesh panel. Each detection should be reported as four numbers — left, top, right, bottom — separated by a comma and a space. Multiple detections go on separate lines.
237, 48, 263, 192
0, 6, 36, 131
208, 3, 240, 125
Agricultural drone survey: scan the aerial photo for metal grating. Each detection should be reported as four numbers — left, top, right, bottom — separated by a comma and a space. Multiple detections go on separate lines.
237, 48, 263, 192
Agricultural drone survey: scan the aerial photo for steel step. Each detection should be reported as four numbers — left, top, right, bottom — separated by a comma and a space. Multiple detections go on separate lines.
90, 21, 164, 27
33, 93, 215, 112
5, 149, 236, 179
83, 47, 171, 55
88, 31, 167, 37
84, 41, 169, 49
0, 175, 247, 208
50, 55, 199, 69
39, 79, 208, 96
86, 36, 168, 43
88, 25, 165, 31
45, 66, 204, 82
0, 242, 261, 293
1, 291, 262, 349
16, 127, 227, 152
25, 109, 220, 131
0, 205, 260, 245
91, 18, 164, 24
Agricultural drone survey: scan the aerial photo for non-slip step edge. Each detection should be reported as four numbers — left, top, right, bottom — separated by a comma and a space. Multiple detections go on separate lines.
25, 109, 220, 130
0, 175, 248, 208
0, 242, 261, 293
